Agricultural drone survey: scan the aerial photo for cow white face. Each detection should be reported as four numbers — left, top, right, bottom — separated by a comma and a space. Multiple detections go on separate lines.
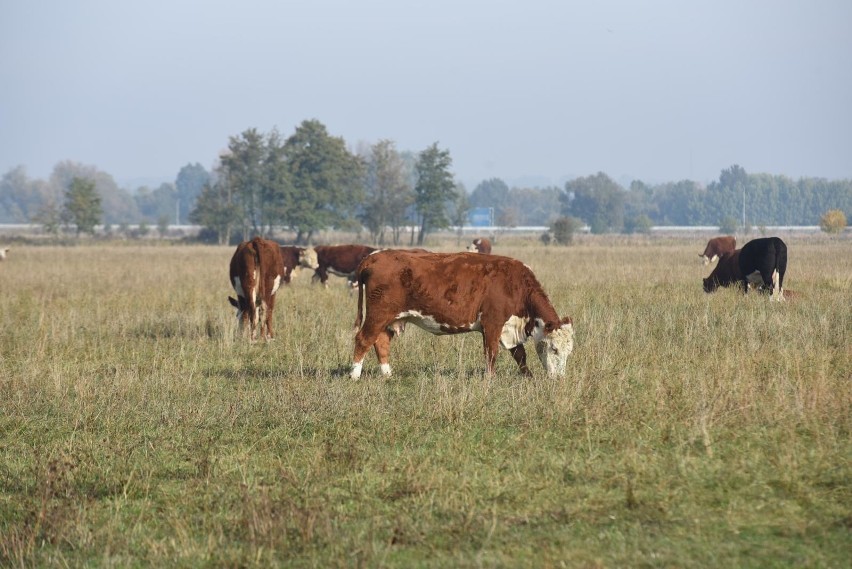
466, 243, 478, 252
299, 247, 320, 269
534, 319, 575, 377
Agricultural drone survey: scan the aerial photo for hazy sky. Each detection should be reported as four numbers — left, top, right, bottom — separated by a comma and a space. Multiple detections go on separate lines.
2, 0, 850, 189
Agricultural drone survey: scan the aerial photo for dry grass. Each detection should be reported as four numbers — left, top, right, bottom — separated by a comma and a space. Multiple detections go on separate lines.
0, 236, 850, 567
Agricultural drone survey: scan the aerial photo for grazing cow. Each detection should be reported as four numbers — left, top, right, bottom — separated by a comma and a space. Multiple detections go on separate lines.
312, 244, 377, 287
703, 237, 787, 300
228, 237, 285, 340
466, 237, 492, 254
699, 236, 736, 265
0, 248, 9, 261
350, 250, 574, 378
279, 246, 319, 284
702, 250, 742, 292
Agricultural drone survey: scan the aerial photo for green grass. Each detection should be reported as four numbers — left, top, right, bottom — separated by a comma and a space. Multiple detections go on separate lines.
1, 237, 850, 567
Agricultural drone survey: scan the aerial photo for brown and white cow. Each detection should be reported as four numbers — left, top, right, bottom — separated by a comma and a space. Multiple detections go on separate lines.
466, 237, 492, 254
228, 237, 285, 340
312, 244, 377, 287
699, 236, 736, 265
350, 250, 574, 378
0, 248, 9, 261
279, 245, 319, 284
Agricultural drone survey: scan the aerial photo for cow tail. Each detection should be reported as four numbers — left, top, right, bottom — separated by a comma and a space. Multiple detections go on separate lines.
250, 238, 264, 334
353, 267, 366, 332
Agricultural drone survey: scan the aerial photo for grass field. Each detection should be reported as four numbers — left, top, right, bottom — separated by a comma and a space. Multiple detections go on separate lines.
1, 236, 850, 567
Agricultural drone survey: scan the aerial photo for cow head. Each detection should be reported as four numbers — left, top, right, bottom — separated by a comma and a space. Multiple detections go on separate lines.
703, 277, 719, 293
299, 247, 319, 269
466, 243, 478, 252
533, 316, 575, 376
0, 248, 9, 261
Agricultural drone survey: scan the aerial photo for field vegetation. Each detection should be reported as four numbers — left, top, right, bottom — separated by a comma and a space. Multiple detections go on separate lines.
1, 235, 850, 567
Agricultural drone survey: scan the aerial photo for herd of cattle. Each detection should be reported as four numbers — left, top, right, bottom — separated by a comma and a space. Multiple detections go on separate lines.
226, 233, 789, 379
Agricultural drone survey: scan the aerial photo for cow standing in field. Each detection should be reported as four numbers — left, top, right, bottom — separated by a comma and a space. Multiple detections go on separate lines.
279, 246, 319, 284
703, 237, 787, 300
466, 237, 492, 254
228, 237, 285, 340
699, 236, 736, 265
312, 244, 377, 287
350, 250, 574, 379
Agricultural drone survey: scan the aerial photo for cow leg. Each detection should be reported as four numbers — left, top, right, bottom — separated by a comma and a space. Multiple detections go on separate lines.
509, 345, 532, 376
481, 331, 501, 376
373, 329, 393, 376
351, 321, 387, 379
264, 295, 276, 340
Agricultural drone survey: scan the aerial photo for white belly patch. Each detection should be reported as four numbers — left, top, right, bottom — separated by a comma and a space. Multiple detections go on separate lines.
395, 310, 480, 335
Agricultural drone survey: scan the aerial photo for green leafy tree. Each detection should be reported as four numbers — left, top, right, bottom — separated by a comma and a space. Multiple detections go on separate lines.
624, 214, 654, 234
561, 172, 626, 233
51, 161, 138, 224
175, 163, 210, 224
64, 177, 102, 236
190, 179, 237, 245
135, 183, 177, 223
360, 139, 413, 245
283, 120, 364, 244
470, 178, 510, 222
31, 199, 62, 236
414, 142, 457, 245
450, 185, 471, 245
219, 128, 272, 239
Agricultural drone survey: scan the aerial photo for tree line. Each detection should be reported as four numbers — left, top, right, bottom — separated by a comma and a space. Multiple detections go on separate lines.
2, 120, 850, 241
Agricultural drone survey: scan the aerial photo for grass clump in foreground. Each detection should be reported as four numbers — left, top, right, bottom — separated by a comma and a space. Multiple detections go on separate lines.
0, 239, 850, 567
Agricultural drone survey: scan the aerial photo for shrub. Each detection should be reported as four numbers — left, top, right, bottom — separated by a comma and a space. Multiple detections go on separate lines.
718, 217, 738, 234
624, 214, 653, 234
550, 216, 582, 245
819, 209, 847, 234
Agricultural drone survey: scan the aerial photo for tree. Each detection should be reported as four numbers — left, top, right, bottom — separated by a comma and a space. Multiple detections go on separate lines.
561, 172, 625, 233
450, 185, 471, 245
64, 177, 102, 236
219, 128, 274, 239
51, 161, 138, 224
190, 179, 237, 245
469, 178, 510, 221
283, 120, 364, 244
819, 209, 847, 234
359, 139, 413, 245
175, 163, 210, 224
414, 142, 457, 245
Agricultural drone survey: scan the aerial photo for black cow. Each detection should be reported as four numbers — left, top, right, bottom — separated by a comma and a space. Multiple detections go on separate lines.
704, 237, 787, 300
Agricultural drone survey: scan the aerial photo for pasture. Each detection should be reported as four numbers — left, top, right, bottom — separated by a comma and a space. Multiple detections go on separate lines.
1, 237, 850, 567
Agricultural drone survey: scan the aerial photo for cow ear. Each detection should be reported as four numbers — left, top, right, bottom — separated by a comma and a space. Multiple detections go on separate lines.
560, 316, 573, 327
228, 296, 239, 308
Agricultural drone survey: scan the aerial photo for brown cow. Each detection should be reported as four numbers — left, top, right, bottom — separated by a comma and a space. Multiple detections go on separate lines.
228, 237, 284, 340
702, 250, 742, 292
279, 246, 319, 284
312, 244, 377, 287
350, 250, 574, 378
699, 236, 736, 265
466, 237, 492, 254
